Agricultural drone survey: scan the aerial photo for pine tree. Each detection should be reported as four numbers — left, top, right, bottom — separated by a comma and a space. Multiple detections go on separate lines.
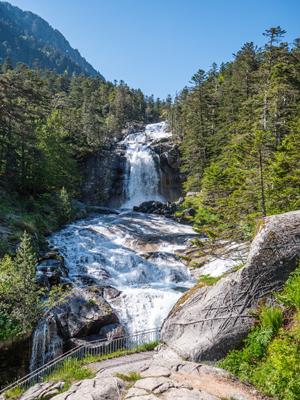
14, 231, 40, 333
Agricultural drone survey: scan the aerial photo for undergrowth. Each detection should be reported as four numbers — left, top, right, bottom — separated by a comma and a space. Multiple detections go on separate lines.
219, 263, 300, 400
3, 386, 25, 400
115, 371, 141, 382
44, 358, 95, 391
197, 274, 222, 286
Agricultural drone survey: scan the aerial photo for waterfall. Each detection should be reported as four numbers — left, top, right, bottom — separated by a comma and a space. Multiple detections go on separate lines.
122, 122, 170, 208
30, 122, 196, 370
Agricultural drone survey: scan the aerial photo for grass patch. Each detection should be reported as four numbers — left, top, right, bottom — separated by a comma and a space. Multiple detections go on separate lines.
3, 386, 25, 400
219, 263, 300, 400
82, 340, 159, 364
115, 371, 141, 382
198, 274, 222, 286
44, 358, 95, 391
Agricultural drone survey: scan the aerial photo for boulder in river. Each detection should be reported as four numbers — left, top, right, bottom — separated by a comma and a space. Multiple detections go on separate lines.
161, 210, 300, 361
133, 200, 177, 217
36, 251, 68, 287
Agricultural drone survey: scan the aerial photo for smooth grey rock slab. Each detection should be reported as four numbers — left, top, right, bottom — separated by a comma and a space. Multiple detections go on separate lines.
161, 210, 300, 361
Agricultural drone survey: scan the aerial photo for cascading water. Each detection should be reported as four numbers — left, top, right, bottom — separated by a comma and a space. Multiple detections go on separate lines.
30, 316, 63, 370
30, 122, 196, 369
122, 122, 169, 208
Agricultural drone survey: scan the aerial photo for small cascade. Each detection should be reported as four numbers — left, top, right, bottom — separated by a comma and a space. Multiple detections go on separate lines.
30, 316, 63, 371
110, 287, 181, 333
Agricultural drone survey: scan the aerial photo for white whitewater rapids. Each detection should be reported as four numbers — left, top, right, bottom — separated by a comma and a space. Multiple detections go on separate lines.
30, 123, 196, 369
50, 122, 195, 332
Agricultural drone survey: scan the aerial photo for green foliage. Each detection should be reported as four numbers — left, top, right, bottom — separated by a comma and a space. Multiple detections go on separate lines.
0, 232, 41, 340
44, 285, 70, 309
58, 187, 73, 224
220, 266, 300, 400
170, 27, 300, 241
3, 385, 24, 400
219, 307, 283, 381
44, 358, 94, 390
81, 340, 159, 364
0, 66, 166, 204
36, 111, 79, 194
115, 371, 141, 382
277, 264, 300, 308
197, 275, 222, 286
252, 334, 300, 400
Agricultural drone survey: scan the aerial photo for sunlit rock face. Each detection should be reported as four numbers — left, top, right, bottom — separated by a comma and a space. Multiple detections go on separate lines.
161, 210, 300, 362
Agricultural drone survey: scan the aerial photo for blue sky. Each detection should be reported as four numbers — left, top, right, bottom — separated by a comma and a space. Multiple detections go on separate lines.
7, 0, 300, 98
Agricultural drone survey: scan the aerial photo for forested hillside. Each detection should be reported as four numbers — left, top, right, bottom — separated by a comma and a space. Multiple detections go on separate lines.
0, 63, 165, 252
170, 27, 300, 240
0, 1, 101, 77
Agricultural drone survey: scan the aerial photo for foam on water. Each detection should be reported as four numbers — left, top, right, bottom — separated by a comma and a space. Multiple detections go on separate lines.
31, 122, 196, 369
122, 122, 171, 208
49, 211, 196, 333
49, 123, 196, 334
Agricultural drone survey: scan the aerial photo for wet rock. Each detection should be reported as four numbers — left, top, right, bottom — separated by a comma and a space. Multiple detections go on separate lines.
82, 147, 126, 206
86, 206, 120, 215
133, 201, 177, 217
122, 122, 145, 136
36, 251, 67, 287
101, 286, 121, 301
30, 286, 121, 368
161, 210, 300, 361
52, 286, 118, 339
151, 142, 184, 201
99, 323, 126, 340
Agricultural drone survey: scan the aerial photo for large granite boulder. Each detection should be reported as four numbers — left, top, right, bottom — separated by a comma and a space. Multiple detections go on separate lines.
30, 286, 120, 369
51, 286, 118, 338
161, 210, 300, 361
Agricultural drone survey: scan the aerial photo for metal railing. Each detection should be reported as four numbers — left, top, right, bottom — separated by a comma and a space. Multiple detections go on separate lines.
0, 328, 160, 396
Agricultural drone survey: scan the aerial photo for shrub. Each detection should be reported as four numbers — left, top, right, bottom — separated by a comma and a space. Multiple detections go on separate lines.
220, 266, 300, 400
277, 266, 300, 309
252, 334, 300, 400
4, 386, 24, 399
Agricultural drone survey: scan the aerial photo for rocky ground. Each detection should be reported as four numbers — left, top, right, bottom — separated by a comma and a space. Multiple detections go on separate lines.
18, 347, 268, 400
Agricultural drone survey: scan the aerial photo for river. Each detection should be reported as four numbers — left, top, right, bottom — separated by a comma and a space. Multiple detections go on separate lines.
30, 122, 196, 369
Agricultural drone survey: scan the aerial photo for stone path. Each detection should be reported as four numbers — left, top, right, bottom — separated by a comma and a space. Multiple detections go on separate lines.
88, 351, 154, 374
18, 348, 270, 400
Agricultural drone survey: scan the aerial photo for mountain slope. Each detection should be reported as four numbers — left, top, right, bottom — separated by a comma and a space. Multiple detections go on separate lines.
0, 1, 103, 78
